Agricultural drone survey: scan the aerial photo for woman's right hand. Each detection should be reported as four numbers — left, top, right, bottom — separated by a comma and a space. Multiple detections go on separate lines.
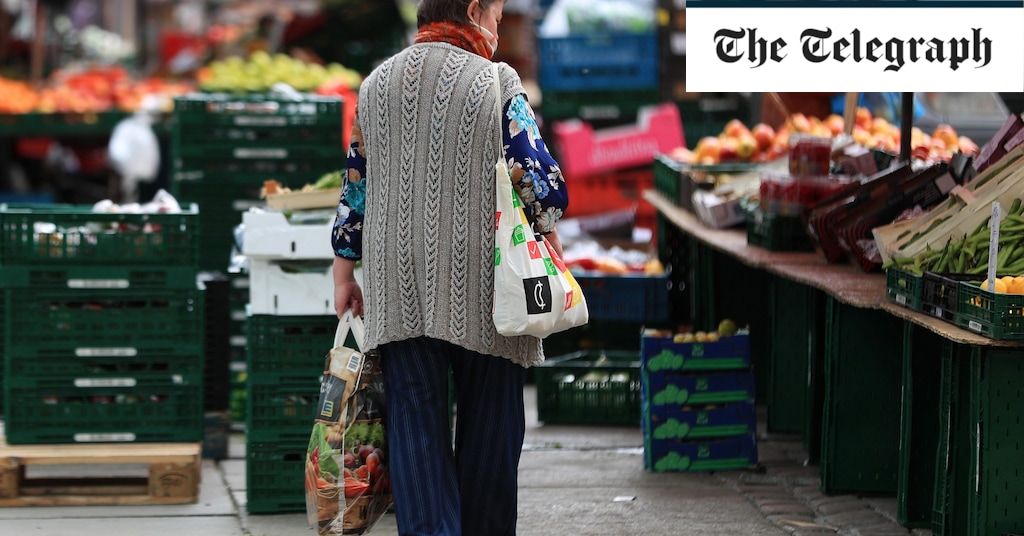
333, 256, 364, 317
334, 280, 364, 318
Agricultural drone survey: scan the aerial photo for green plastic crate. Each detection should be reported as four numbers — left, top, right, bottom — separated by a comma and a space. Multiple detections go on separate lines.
534, 351, 641, 425
0, 265, 196, 289
229, 361, 248, 426
766, 277, 816, 434
0, 111, 133, 137
745, 209, 814, 252
175, 143, 342, 163
5, 345, 203, 388
965, 347, 1024, 535
954, 280, 1024, 340
246, 440, 308, 514
4, 288, 203, 354
896, 323, 945, 529
3, 384, 204, 444
173, 93, 342, 126
0, 204, 199, 267
886, 267, 923, 311
246, 375, 322, 443
246, 313, 337, 378
653, 153, 683, 206
932, 344, 973, 536
820, 297, 902, 495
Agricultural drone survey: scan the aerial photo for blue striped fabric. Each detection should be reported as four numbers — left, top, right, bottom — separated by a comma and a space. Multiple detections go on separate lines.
381, 336, 526, 536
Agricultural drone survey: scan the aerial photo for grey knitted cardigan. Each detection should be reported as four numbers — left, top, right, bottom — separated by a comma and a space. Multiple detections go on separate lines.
356, 42, 544, 368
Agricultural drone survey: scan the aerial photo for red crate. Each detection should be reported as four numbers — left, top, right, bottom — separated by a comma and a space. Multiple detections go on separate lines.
564, 166, 656, 226
552, 103, 684, 180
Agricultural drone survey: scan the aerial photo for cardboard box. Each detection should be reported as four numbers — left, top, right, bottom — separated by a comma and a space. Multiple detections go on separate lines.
265, 188, 340, 210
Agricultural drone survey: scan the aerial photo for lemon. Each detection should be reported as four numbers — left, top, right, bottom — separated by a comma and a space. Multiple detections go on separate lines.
717, 318, 739, 336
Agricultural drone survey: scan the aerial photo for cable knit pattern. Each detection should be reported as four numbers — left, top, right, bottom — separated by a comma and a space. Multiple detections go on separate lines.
357, 42, 543, 368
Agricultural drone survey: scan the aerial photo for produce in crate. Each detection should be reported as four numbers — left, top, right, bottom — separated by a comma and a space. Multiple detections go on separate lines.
876, 147, 1024, 266
198, 51, 362, 93
884, 197, 1024, 276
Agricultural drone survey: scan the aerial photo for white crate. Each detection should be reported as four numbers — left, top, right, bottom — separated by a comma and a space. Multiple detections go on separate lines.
241, 210, 335, 259
247, 259, 364, 316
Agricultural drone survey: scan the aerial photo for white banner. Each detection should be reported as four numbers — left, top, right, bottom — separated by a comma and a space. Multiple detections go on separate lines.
686, 7, 1024, 92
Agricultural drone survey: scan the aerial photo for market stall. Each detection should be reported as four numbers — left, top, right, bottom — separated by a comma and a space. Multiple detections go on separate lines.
644, 91, 1024, 535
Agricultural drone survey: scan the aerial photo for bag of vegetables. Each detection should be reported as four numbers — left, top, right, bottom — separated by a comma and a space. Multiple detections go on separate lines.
305, 312, 391, 535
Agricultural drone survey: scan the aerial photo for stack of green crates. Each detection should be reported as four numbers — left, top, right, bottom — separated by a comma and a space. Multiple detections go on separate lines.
171, 93, 346, 272
0, 204, 204, 444
640, 331, 758, 472
244, 312, 337, 514
227, 268, 250, 427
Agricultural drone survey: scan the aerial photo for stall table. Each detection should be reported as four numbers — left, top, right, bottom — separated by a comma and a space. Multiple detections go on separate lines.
645, 189, 1024, 536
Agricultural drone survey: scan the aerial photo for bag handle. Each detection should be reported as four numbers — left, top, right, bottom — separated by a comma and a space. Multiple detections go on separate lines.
492, 63, 538, 231
334, 310, 367, 350
491, 63, 503, 156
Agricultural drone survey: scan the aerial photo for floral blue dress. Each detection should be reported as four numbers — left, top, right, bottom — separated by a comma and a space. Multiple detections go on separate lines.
332, 94, 568, 260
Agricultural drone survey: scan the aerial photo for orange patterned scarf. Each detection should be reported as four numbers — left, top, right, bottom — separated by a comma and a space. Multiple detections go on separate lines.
414, 21, 492, 59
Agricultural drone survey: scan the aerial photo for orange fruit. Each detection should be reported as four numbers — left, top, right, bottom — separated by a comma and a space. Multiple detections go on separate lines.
980, 279, 1008, 293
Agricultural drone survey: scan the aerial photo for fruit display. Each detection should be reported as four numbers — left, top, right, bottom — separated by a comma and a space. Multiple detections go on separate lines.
0, 77, 40, 113
644, 318, 742, 346
0, 67, 194, 114
665, 106, 979, 167
669, 119, 786, 166
197, 51, 362, 93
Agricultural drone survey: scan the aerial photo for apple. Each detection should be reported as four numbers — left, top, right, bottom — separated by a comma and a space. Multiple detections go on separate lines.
751, 123, 776, 151
695, 136, 721, 163
932, 124, 959, 148
958, 136, 979, 156
735, 133, 757, 159
668, 146, 694, 164
723, 119, 751, 139
871, 117, 892, 137
789, 113, 812, 134
855, 107, 873, 131
718, 138, 739, 161
824, 114, 845, 136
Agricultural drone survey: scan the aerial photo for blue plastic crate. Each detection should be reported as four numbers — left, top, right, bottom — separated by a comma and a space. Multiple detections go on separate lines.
642, 369, 756, 406
537, 33, 659, 91
643, 400, 757, 439
644, 433, 758, 472
641, 332, 751, 371
577, 274, 669, 323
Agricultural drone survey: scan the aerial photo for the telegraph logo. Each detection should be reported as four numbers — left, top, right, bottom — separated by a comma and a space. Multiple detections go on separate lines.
523, 276, 552, 315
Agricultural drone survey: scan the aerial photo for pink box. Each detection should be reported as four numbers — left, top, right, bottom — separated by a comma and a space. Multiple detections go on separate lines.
552, 103, 684, 180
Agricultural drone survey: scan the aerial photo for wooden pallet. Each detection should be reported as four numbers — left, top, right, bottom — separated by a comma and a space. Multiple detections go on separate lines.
0, 440, 201, 506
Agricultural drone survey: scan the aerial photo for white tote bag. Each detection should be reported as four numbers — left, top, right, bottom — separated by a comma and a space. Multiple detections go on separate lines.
490, 65, 589, 338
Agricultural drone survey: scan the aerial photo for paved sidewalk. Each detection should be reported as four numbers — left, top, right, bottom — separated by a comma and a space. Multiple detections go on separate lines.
0, 385, 930, 536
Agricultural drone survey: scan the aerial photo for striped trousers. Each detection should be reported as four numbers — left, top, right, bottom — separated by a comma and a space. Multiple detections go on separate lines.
380, 336, 527, 536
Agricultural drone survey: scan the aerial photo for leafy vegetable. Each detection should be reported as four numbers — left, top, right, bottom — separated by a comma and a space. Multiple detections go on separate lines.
312, 170, 343, 191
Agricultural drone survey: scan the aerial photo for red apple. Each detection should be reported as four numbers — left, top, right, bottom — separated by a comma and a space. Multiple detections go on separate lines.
751, 123, 776, 151
718, 138, 739, 162
723, 119, 751, 139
